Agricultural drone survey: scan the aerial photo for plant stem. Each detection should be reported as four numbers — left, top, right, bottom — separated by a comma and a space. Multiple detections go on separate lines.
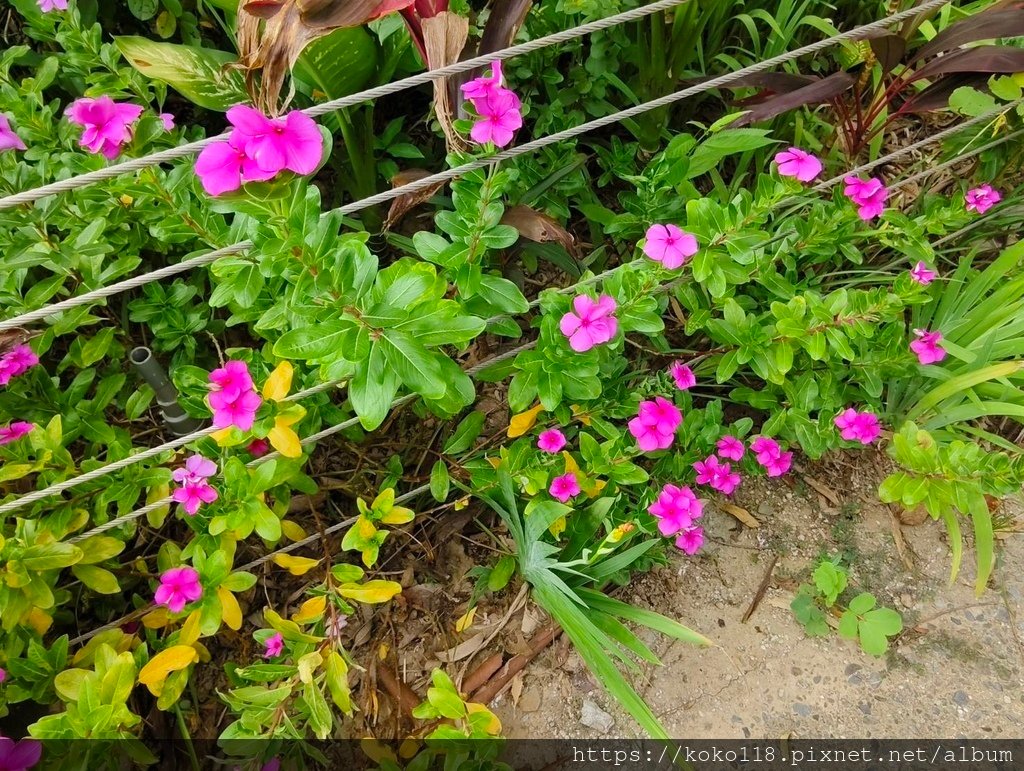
174, 703, 201, 771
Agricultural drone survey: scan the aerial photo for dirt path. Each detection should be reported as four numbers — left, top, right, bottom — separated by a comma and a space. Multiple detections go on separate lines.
496, 457, 1024, 739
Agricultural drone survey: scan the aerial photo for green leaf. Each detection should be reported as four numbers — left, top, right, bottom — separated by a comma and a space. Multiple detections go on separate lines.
443, 411, 485, 454
72, 565, 121, 594
379, 330, 445, 400
487, 555, 516, 592
847, 592, 876, 615
948, 86, 998, 117
429, 461, 450, 502
293, 27, 378, 101
350, 342, 401, 431
274, 320, 354, 361
476, 274, 530, 314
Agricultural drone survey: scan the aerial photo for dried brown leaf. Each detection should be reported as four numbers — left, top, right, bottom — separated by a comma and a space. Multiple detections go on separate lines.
500, 205, 576, 254
422, 12, 470, 153
383, 169, 443, 230
435, 631, 488, 663
720, 502, 760, 529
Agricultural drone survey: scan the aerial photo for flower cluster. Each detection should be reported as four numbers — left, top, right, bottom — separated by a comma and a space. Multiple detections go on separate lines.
0, 422, 34, 446
843, 176, 888, 220
195, 105, 324, 196
834, 408, 881, 445
693, 454, 741, 495
649, 484, 704, 554
0, 344, 38, 386
628, 397, 682, 452
0, 115, 26, 153
171, 454, 219, 516
965, 184, 1001, 214
910, 329, 946, 365
208, 360, 262, 431
461, 61, 523, 148
154, 566, 202, 614
66, 97, 144, 159
774, 147, 822, 182
560, 295, 618, 353
750, 436, 792, 477
642, 224, 699, 269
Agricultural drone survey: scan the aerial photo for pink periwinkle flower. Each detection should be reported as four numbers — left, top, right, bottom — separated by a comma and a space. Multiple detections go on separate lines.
209, 360, 255, 401
247, 438, 270, 457
0, 115, 27, 153
469, 89, 523, 148
628, 397, 682, 452
843, 176, 888, 221
154, 566, 203, 614
965, 184, 1001, 215
642, 224, 699, 270
763, 452, 792, 477
910, 329, 947, 365
65, 97, 143, 159
171, 479, 218, 516
0, 667, 6, 683
675, 525, 705, 555
669, 362, 696, 390
172, 454, 217, 484
549, 473, 581, 503
159, 113, 176, 131
560, 294, 618, 353
774, 147, 822, 182
716, 435, 745, 461
909, 261, 936, 286
537, 429, 567, 453
693, 455, 742, 495
208, 360, 262, 431
37, 0, 67, 11
0, 422, 34, 446
461, 60, 504, 104
750, 436, 793, 477
0, 736, 42, 771
0, 344, 39, 386
648, 484, 703, 536
263, 632, 284, 659
194, 135, 277, 196
834, 408, 881, 445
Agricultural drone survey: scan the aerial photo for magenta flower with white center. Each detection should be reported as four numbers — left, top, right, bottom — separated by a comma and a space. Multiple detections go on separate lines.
716, 435, 744, 461
194, 135, 277, 196
208, 360, 262, 431
154, 566, 203, 614
172, 454, 217, 484
560, 294, 618, 352
0, 422, 34, 446
669, 361, 696, 390
461, 61, 505, 104
910, 329, 947, 365
909, 261, 936, 285
66, 97, 143, 159
0, 115, 26, 153
226, 105, 324, 176
965, 184, 1001, 214
537, 429, 567, 453
774, 147, 822, 182
642, 224, 698, 269
843, 176, 888, 220
834, 408, 881, 445
172, 479, 218, 516
549, 473, 581, 503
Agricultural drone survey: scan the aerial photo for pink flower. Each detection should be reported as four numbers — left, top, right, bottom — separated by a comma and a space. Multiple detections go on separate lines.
154, 566, 203, 614
226, 105, 324, 176
750, 436, 793, 477
910, 328, 947, 365
628, 397, 682, 452
843, 176, 888, 221
0, 344, 39, 386
159, 113, 176, 131
834, 408, 882, 445
65, 97, 143, 159
965, 184, 1001, 214
264, 632, 284, 659
693, 455, 741, 495
909, 261, 936, 285
194, 136, 277, 196
171, 479, 218, 516
537, 429, 567, 453
642, 224, 698, 269
648, 484, 703, 536
774, 147, 822, 182
172, 454, 217, 484
469, 89, 523, 148
209, 360, 262, 431
0, 422, 34, 446
0, 736, 42, 771
560, 294, 618, 352
549, 473, 581, 503
669, 362, 696, 390
675, 526, 704, 555
0, 115, 26, 153
461, 60, 504, 104
763, 452, 792, 477
0, 667, 5, 683
716, 435, 744, 461
37, 0, 67, 11
210, 360, 255, 401
247, 438, 270, 457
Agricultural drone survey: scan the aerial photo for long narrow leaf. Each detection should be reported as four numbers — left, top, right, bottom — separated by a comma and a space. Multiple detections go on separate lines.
578, 588, 712, 647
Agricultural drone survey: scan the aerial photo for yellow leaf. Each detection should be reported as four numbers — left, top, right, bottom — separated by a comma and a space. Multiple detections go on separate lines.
179, 610, 202, 645
379, 505, 414, 525
562, 451, 580, 476
377, 643, 389, 661
272, 554, 321, 576
138, 645, 199, 693
507, 404, 543, 438
142, 607, 171, 630
486, 456, 501, 469
584, 478, 607, 499
454, 497, 470, 511
356, 516, 377, 540
337, 580, 402, 604
398, 739, 421, 759
293, 596, 327, 624
361, 739, 397, 765
210, 427, 239, 446
571, 405, 592, 426
467, 702, 502, 735
455, 606, 476, 633
217, 587, 242, 631
26, 608, 52, 635
548, 515, 567, 538
263, 361, 294, 402
268, 422, 303, 458
281, 520, 307, 542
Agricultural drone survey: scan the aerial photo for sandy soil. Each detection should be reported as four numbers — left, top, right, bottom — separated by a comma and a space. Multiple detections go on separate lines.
493, 456, 1024, 739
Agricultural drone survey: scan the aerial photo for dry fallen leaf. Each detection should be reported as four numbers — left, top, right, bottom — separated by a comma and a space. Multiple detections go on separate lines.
435, 631, 488, 662
720, 502, 760, 528
422, 12, 470, 153
500, 205, 576, 254
510, 671, 524, 707
383, 169, 442, 231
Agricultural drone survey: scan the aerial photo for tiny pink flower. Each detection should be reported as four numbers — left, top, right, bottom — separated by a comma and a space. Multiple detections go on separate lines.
159, 113, 176, 131
637, 397, 683, 434
909, 261, 936, 285
0, 736, 42, 771
648, 484, 703, 536
965, 184, 1001, 215
461, 60, 504, 104
247, 438, 270, 457
0, 667, 6, 683
834, 408, 882, 445
549, 473, 581, 503
675, 525, 704, 555
209, 360, 255, 401
843, 176, 888, 220
0, 115, 27, 153
642, 224, 698, 270
65, 97, 143, 159
0, 422, 34, 446
537, 429, 567, 453
716, 435, 745, 461
560, 294, 618, 353
171, 479, 218, 516
37, 0, 67, 11
910, 328, 947, 365
154, 566, 203, 614
669, 361, 696, 390
211, 389, 262, 432
693, 455, 741, 494
263, 632, 284, 659
469, 89, 523, 148
774, 147, 822, 182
